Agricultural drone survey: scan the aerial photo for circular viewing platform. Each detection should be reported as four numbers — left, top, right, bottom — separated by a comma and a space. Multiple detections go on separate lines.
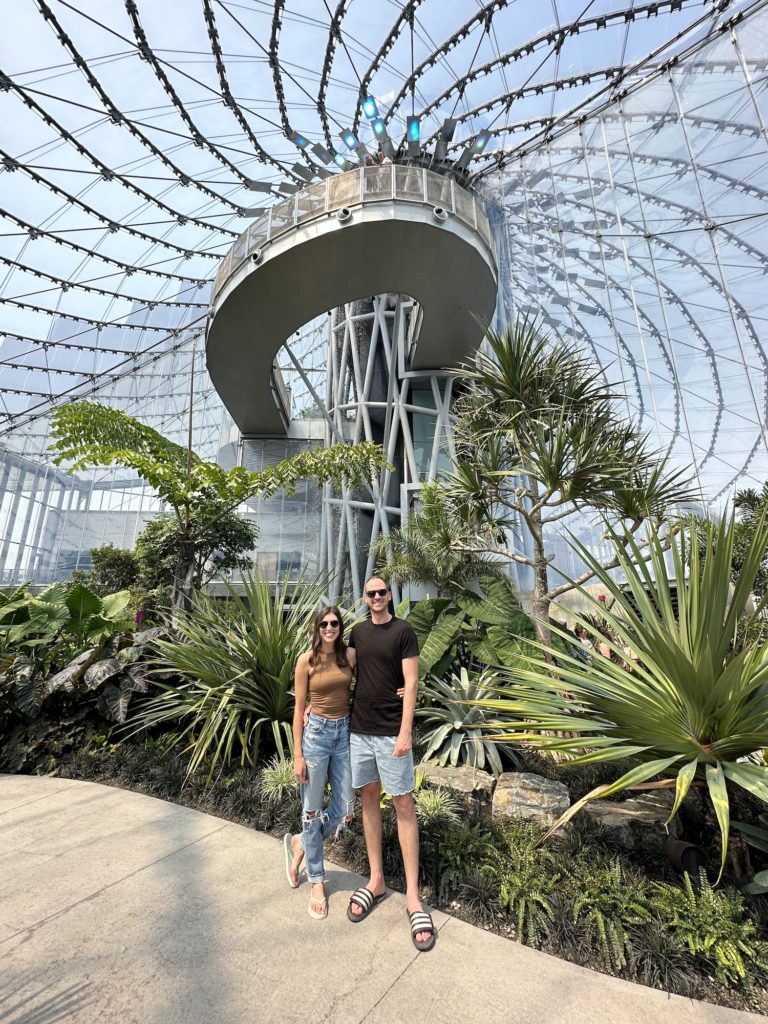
206, 165, 498, 435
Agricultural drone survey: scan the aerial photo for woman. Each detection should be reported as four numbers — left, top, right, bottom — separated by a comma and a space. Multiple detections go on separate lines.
283, 606, 356, 919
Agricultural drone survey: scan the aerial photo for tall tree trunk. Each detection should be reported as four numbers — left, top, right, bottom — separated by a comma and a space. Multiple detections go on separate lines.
172, 536, 196, 614
526, 485, 554, 660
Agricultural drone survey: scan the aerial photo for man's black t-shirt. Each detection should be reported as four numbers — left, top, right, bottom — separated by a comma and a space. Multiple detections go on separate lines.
348, 617, 420, 736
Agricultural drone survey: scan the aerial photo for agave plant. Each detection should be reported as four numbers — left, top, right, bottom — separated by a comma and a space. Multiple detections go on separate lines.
135, 570, 328, 777
417, 667, 518, 776
479, 513, 768, 876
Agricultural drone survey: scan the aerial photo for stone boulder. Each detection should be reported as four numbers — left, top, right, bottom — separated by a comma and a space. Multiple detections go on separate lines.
418, 762, 496, 818
584, 790, 682, 852
492, 772, 570, 827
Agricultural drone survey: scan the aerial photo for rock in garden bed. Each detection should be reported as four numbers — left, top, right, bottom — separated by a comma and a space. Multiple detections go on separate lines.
584, 790, 682, 852
492, 771, 570, 827
418, 762, 495, 817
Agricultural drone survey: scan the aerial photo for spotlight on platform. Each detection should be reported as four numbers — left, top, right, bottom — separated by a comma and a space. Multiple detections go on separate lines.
362, 95, 378, 119
341, 129, 359, 150
371, 118, 395, 159
333, 152, 353, 171
434, 118, 457, 162
311, 143, 334, 164
407, 117, 421, 157
455, 128, 492, 171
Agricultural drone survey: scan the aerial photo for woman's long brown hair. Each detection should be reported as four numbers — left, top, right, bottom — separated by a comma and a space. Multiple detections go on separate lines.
308, 605, 349, 669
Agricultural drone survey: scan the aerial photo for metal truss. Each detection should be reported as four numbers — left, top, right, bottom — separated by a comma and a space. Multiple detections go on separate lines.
2, 0, 768, 576
294, 295, 456, 602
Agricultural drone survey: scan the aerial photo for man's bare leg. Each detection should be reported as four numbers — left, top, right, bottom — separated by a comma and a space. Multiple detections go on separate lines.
392, 792, 431, 944
349, 780, 386, 916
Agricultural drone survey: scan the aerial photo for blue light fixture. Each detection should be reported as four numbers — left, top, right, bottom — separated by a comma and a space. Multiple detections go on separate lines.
290, 130, 309, 149
473, 128, 492, 152
407, 116, 420, 157
333, 152, 353, 171
372, 118, 386, 138
340, 129, 359, 150
362, 95, 378, 119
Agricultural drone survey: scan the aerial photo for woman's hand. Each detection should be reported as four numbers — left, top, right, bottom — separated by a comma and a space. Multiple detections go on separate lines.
294, 754, 308, 784
397, 687, 405, 700
303, 702, 312, 726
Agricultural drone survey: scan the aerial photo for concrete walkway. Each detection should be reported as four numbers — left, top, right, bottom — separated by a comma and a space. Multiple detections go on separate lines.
0, 775, 763, 1024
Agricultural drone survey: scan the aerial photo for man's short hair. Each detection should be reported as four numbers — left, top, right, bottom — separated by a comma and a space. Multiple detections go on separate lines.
365, 575, 390, 591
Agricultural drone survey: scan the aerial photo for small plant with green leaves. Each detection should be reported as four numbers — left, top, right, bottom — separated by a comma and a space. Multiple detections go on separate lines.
414, 783, 461, 830
418, 667, 518, 777
732, 819, 768, 895
570, 859, 652, 973
438, 818, 499, 901
495, 820, 560, 946
259, 754, 299, 809
649, 872, 768, 987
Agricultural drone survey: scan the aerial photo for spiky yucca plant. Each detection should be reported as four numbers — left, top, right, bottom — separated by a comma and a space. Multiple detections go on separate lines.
480, 513, 768, 876
418, 667, 518, 777
135, 570, 328, 777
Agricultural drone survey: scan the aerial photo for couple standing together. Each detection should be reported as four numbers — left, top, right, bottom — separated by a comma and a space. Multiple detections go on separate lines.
283, 576, 436, 952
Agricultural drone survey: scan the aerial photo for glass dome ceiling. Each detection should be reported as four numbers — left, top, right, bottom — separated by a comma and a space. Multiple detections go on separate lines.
1, 0, 767, 501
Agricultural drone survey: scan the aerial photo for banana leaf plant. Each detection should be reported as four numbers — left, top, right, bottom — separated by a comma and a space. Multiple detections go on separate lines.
477, 513, 768, 878
0, 582, 136, 716
405, 575, 537, 682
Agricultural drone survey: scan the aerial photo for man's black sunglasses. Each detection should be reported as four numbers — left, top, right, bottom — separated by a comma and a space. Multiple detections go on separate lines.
366, 588, 389, 598
319, 619, 340, 629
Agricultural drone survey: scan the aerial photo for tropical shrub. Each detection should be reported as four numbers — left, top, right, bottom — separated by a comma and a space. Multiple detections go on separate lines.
406, 574, 537, 682
369, 482, 504, 596
417, 667, 518, 776
135, 571, 329, 776
494, 819, 561, 945
649, 873, 768, 987
481, 514, 768, 874
569, 859, 651, 972
0, 582, 139, 717
70, 544, 140, 596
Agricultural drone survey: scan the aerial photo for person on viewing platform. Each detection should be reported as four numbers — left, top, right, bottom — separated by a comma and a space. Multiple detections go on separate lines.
345, 576, 437, 952
283, 606, 356, 920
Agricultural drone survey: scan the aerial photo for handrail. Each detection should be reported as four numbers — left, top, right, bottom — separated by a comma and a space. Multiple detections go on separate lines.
211, 166, 494, 302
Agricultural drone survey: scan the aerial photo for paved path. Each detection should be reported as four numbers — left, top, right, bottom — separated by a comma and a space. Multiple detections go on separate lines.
0, 774, 763, 1024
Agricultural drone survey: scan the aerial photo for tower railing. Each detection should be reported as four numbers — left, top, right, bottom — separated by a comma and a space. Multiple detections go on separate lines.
211, 166, 494, 301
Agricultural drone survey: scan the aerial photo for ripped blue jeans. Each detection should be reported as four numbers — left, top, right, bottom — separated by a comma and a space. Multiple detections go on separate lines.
299, 712, 355, 883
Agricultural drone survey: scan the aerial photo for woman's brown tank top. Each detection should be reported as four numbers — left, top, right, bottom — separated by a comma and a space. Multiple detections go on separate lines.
308, 651, 353, 719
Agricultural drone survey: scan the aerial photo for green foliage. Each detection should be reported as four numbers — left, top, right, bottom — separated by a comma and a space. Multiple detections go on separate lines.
0, 581, 137, 718
649, 873, 768, 986
405, 575, 536, 682
494, 819, 560, 946
414, 782, 461, 830
134, 510, 258, 592
418, 667, 518, 776
481, 513, 768, 875
50, 401, 388, 607
369, 482, 504, 596
442, 317, 694, 635
570, 860, 651, 972
74, 544, 140, 596
731, 820, 768, 895
135, 571, 328, 777
259, 755, 299, 808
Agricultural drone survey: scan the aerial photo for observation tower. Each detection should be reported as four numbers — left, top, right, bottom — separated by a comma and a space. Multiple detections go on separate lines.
206, 163, 498, 597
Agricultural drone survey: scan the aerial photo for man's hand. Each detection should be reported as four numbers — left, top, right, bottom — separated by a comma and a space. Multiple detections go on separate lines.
393, 730, 412, 758
294, 754, 308, 784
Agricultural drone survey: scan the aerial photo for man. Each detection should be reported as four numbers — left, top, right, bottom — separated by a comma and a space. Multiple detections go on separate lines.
345, 576, 436, 951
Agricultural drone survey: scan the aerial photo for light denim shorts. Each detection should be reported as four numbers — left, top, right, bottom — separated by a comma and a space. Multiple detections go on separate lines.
350, 732, 415, 796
